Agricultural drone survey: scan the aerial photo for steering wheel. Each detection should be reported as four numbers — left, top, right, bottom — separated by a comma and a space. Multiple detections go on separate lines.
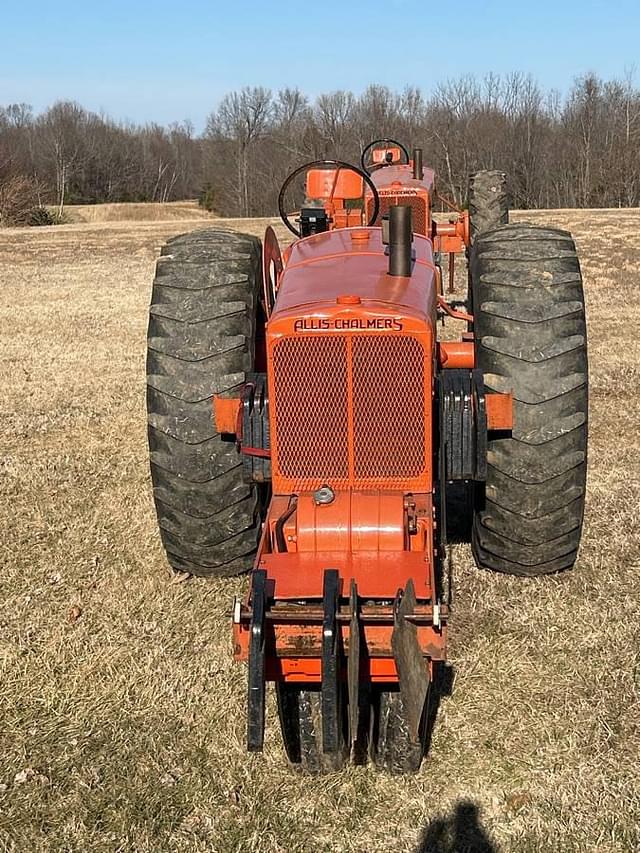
360, 139, 410, 174
278, 159, 380, 238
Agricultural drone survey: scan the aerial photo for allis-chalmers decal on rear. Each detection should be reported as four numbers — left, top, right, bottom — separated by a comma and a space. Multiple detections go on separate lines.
293, 317, 404, 332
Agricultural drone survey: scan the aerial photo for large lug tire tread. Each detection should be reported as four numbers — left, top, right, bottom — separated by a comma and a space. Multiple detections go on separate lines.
470, 224, 588, 577
372, 690, 427, 774
468, 170, 509, 244
276, 686, 349, 774
146, 229, 263, 577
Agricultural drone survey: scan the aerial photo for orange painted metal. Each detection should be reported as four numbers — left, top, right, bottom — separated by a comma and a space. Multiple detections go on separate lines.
254, 550, 434, 600
262, 225, 283, 318
333, 208, 363, 229
234, 654, 438, 683
264, 622, 444, 660
349, 229, 371, 244
432, 212, 470, 254
233, 620, 447, 681
233, 486, 445, 684
231, 151, 482, 693
434, 262, 443, 296
372, 146, 403, 164
213, 396, 241, 434
275, 227, 436, 314
266, 492, 430, 555
437, 295, 474, 324
438, 341, 475, 369
486, 392, 514, 430
362, 164, 435, 236
306, 167, 364, 200
295, 491, 405, 553
266, 494, 297, 550
256, 494, 435, 590
266, 658, 403, 684
266, 228, 436, 496
372, 164, 435, 192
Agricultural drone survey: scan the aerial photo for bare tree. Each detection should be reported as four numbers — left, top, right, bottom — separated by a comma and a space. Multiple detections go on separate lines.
314, 91, 356, 157
4, 71, 640, 226
206, 87, 272, 216
37, 102, 92, 215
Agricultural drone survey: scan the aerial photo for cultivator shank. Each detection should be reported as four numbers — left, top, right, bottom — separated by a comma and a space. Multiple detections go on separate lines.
234, 557, 447, 756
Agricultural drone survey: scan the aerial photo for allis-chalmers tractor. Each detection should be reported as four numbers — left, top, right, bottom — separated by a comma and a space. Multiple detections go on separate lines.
146, 139, 588, 773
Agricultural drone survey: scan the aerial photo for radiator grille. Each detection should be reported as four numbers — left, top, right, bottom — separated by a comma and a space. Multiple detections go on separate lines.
367, 193, 428, 235
272, 336, 349, 481
271, 334, 426, 488
352, 336, 425, 478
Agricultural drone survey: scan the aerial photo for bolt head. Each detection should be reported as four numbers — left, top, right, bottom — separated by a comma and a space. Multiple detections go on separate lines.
313, 485, 335, 505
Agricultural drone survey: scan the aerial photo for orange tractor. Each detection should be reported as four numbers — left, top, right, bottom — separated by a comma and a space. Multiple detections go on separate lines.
146, 139, 588, 773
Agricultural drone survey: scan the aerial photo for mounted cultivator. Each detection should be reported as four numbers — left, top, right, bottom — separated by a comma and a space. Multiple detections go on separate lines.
146, 139, 588, 773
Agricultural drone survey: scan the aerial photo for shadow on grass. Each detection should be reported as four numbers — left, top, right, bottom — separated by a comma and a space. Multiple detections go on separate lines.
417, 800, 498, 852
423, 662, 455, 757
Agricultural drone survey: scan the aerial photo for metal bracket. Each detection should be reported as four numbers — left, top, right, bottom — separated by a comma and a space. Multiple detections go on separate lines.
472, 369, 488, 481
438, 368, 487, 481
321, 569, 341, 754
391, 578, 431, 744
347, 579, 360, 747
247, 569, 267, 752
241, 374, 271, 484
262, 224, 283, 317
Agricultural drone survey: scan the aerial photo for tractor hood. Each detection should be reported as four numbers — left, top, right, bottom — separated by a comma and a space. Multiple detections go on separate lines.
273, 227, 437, 328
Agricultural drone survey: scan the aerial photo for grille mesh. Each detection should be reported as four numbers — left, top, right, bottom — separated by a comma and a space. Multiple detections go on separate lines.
367, 193, 428, 235
272, 334, 426, 487
272, 336, 349, 481
352, 336, 425, 478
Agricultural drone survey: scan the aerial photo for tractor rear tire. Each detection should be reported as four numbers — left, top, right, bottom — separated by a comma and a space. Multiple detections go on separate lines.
468, 170, 509, 244
276, 685, 349, 774
146, 229, 263, 577
470, 224, 588, 576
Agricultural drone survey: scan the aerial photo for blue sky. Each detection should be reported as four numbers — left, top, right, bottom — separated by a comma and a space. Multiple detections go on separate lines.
2, 0, 639, 129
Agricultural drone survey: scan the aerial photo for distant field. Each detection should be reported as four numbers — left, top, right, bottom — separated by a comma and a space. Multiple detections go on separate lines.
0, 209, 639, 852
63, 200, 217, 223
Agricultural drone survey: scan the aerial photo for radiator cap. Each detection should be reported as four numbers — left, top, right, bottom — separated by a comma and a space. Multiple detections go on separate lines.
337, 294, 361, 305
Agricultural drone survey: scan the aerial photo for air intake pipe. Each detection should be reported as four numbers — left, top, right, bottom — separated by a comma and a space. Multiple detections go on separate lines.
388, 205, 413, 277
413, 147, 423, 180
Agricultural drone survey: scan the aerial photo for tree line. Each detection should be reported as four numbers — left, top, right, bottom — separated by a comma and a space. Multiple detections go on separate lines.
0, 101, 199, 222
1, 71, 639, 224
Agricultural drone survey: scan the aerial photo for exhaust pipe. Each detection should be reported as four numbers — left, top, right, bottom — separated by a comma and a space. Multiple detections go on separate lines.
388, 205, 413, 277
412, 147, 423, 180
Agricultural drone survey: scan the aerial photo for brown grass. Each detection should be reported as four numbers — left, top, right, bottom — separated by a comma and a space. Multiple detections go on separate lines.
0, 210, 639, 852
62, 200, 216, 223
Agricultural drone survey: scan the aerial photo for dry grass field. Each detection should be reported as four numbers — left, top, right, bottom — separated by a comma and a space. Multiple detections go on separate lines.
1, 208, 639, 852
63, 200, 215, 224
